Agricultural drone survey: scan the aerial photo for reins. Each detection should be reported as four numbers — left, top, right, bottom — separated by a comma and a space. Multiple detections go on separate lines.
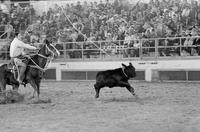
28, 56, 52, 72
28, 45, 55, 72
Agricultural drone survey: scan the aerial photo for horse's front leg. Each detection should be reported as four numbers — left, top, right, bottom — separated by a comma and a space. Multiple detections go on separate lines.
29, 80, 39, 100
35, 79, 41, 100
32, 90, 36, 98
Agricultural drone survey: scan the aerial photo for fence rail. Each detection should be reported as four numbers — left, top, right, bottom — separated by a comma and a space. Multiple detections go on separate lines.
0, 36, 200, 61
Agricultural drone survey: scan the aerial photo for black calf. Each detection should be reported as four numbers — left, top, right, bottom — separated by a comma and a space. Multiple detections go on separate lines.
94, 62, 136, 98
0, 64, 19, 91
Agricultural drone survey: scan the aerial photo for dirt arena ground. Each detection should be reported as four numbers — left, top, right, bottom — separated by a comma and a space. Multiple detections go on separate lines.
0, 81, 200, 132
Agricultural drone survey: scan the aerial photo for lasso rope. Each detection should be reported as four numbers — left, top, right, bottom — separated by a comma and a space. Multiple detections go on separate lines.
59, 6, 109, 56
28, 45, 54, 71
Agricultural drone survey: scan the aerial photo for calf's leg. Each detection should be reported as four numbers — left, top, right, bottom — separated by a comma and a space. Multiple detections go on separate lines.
0, 82, 6, 92
118, 81, 135, 96
94, 83, 104, 98
126, 86, 135, 96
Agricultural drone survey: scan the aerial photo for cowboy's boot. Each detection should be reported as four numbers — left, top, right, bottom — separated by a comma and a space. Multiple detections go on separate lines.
17, 65, 26, 84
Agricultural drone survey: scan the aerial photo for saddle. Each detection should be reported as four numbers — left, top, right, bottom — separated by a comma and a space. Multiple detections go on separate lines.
7, 60, 18, 78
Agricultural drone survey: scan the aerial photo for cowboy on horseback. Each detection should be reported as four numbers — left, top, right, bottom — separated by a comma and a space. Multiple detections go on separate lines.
9, 32, 37, 84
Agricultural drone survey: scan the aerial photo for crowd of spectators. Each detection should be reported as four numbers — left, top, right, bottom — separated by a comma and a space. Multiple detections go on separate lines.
1, 0, 200, 58
0, 1, 35, 39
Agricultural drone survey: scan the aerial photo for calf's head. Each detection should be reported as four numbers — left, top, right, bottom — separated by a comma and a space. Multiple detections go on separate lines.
122, 63, 136, 78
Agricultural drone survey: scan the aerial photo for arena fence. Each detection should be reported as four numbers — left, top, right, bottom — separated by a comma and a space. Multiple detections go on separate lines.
1, 36, 200, 61
54, 36, 200, 61
1, 36, 200, 82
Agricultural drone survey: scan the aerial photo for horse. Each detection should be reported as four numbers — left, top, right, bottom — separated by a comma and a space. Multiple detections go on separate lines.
23, 39, 60, 99
2, 39, 60, 100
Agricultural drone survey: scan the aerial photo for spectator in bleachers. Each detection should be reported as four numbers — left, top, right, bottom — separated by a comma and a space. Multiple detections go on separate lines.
4, 21, 13, 39
0, 0, 197, 41
1, 0, 200, 59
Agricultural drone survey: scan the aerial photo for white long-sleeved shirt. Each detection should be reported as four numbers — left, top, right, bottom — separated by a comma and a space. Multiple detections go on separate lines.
10, 37, 37, 58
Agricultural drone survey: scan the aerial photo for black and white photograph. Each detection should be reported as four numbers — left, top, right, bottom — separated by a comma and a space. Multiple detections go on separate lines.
0, 0, 200, 131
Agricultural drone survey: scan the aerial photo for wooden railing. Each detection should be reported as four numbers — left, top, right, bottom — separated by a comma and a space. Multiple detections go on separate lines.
1, 36, 200, 61
53, 36, 200, 61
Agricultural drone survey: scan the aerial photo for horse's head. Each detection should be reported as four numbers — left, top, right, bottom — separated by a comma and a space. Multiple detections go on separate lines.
39, 39, 60, 58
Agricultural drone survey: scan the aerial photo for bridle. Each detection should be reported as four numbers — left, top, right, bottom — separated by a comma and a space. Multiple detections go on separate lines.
28, 44, 58, 72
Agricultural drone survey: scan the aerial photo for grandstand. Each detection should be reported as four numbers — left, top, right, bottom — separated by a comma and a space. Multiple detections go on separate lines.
0, 0, 200, 81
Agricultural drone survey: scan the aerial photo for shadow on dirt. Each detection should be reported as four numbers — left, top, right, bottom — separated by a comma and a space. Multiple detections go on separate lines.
27, 98, 52, 104
100, 95, 161, 105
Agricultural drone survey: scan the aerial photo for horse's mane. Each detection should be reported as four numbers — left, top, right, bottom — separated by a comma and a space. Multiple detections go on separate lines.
27, 43, 46, 67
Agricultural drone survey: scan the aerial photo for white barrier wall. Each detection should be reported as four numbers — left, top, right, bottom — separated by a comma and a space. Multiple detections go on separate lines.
1, 59, 199, 81
48, 59, 200, 81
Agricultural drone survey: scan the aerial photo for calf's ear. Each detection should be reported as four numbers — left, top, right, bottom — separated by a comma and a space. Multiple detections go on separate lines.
122, 63, 127, 68
129, 62, 133, 66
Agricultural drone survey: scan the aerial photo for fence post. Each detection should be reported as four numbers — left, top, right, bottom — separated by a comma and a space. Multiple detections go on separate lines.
180, 37, 182, 56
139, 39, 143, 59
56, 66, 61, 81
119, 40, 122, 59
100, 42, 102, 60
145, 68, 152, 82
155, 38, 158, 58
63, 42, 66, 60
81, 42, 84, 60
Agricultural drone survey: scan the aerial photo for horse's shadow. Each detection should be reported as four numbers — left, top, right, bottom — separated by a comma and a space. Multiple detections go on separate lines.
100, 95, 161, 105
